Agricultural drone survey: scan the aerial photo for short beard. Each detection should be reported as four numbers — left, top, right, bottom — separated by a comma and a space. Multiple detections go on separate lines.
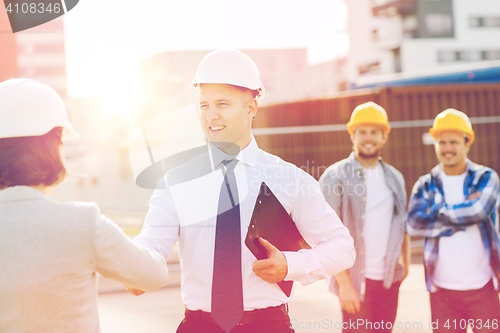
357, 150, 380, 159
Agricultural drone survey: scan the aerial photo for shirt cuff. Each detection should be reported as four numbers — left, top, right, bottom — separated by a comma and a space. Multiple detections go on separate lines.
283, 251, 306, 281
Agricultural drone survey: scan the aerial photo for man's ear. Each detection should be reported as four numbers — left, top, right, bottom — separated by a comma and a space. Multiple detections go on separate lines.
465, 139, 472, 152
350, 132, 356, 145
248, 99, 258, 119
381, 131, 389, 145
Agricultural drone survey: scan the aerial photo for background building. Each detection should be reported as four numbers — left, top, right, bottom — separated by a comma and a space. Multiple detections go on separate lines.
346, 0, 500, 86
15, 17, 68, 97
0, 4, 67, 97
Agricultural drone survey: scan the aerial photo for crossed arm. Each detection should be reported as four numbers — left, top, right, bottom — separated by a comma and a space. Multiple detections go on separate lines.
407, 171, 499, 238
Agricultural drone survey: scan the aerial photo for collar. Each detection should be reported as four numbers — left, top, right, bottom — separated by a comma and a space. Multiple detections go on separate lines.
0, 186, 47, 203
347, 152, 363, 170
210, 136, 259, 167
431, 159, 478, 178
237, 136, 258, 167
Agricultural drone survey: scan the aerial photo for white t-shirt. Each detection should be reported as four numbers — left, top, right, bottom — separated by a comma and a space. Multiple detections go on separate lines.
432, 170, 492, 290
363, 163, 394, 281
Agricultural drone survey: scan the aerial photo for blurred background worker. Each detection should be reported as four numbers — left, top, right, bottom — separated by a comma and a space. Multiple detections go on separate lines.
0, 79, 168, 332
130, 49, 355, 333
319, 102, 410, 332
407, 109, 500, 333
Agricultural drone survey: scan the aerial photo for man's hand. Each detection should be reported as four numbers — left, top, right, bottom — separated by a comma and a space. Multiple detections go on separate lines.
252, 238, 288, 283
125, 285, 145, 296
339, 284, 361, 314
401, 233, 411, 282
468, 192, 481, 201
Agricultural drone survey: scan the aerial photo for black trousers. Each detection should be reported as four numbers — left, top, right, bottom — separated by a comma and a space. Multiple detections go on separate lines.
176, 312, 295, 333
430, 279, 500, 333
342, 279, 401, 333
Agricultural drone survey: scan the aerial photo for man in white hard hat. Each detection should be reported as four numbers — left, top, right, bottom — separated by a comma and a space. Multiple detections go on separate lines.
319, 102, 410, 332
408, 109, 500, 332
130, 49, 355, 333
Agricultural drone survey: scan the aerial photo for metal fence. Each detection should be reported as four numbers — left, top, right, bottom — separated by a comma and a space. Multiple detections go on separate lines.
253, 83, 500, 198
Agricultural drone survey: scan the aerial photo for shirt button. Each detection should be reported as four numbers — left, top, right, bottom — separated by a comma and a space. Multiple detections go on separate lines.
361, 215, 365, 219
360, 233, 364, 237
361, 270, 365, 274
360, 251, 365, 255
362, 197, 366, 202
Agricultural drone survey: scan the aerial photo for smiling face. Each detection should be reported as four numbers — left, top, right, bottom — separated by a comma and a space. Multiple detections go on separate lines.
350, 125, 388, 159
435, 131, 471, 175
199, 84, 257, 152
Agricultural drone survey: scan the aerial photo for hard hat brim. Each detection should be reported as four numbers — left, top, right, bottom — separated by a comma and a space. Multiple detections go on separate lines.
347, 122, 391, 135
429, 127, 474, 144
190, 80, 265, 100
0, 124, 80, 141
62, 125, 81, 141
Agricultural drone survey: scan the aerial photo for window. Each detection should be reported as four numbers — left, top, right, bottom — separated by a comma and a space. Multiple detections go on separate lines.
469, 17, 481, 27
470, 16, 500, 27
35, 44, 65, 53
483, 17, 500, 27
438, 51, 457, 62
459, 51, 482, 61
425, 13, 453, 36
403, 15, 418, 38
438, 50, 500, 62
18, 44, 34, 54
484, 50, 500, 60
35, 66, 66, 76
358, 62, 381, 75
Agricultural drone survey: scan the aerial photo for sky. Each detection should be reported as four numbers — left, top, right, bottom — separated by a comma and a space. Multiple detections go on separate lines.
63, 0, 349, 97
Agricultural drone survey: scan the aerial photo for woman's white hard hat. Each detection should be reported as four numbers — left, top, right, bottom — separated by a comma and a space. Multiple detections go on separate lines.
0, 78, 80, 141
191, 49, 265, 99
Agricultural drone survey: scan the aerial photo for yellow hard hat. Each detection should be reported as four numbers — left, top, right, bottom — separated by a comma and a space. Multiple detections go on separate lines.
429, 109, 474, 144
347, 102, 391, 135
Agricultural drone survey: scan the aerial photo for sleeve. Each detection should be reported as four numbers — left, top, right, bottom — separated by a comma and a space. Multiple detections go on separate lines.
91, 206, 168, 292
134, 179, 180, 261
436, 170, 499, 226
282, 172, 355, 285
406, 177, 460, 238
319, 167, 343, 221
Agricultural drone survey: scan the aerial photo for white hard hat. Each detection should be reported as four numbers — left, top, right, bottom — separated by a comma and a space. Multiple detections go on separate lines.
191, 49, 265, 99
0, 78, 80, 141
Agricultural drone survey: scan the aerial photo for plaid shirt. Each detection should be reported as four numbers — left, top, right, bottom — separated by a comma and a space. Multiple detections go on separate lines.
319, 152, 408, 301
407, 160, 500, 292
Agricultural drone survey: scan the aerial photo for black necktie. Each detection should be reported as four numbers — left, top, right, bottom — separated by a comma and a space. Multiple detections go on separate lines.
211, 159, 244, 332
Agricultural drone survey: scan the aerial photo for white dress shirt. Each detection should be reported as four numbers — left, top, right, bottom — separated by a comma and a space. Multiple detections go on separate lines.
134, 137, 355, 311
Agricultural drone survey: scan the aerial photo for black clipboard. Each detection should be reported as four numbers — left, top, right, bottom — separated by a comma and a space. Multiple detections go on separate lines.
245, 182, 311, 296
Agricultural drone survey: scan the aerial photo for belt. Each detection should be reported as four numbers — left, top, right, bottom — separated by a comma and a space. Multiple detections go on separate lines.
184, 304, 288, 326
